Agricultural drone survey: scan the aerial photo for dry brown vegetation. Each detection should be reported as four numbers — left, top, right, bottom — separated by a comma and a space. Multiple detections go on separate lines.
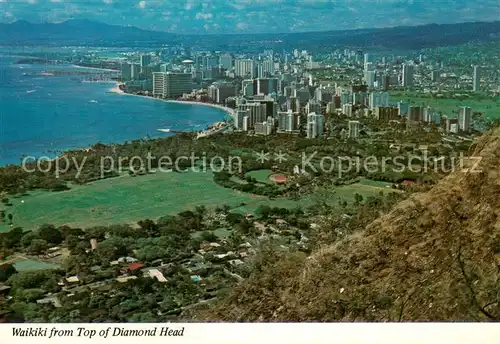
199, 127, 500, 322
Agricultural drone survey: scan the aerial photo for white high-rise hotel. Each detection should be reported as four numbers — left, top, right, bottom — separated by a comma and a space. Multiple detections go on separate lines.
459, 106, 472, 132
235, 59, 254, 78
348, 120, 360, 139
153, 72, 192, 98
473, 65, 480, 92
307, 112, 324, 139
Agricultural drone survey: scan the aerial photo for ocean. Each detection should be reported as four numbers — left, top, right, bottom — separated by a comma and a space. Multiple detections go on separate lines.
0, 55, 226, 166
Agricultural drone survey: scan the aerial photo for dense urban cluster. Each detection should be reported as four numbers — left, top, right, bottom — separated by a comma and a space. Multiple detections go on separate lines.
118, 42, 498, 141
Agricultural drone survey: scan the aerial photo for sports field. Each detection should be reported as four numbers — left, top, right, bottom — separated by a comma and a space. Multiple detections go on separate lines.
0, 171, 396, 232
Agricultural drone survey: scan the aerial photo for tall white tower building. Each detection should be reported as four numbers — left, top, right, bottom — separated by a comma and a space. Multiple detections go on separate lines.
473, 65, 480, 92
306, 112, 324, 139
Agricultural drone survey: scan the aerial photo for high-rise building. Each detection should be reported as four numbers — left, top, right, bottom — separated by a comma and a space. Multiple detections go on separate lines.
254, 78, 279, 95
473, 66, 480, 92
402, 63, 414, 87
204, 56, 219, 69
242, 116, 249, 131
340, 91, 352, 106
141, 66, 154, 80
257, 64, 264, 78
254, 121, 273, 136
235, 109, 249, 130
369, 92, 389, 109
458, 106, 472, 132
152, 72, 192, 98
364, 70, 376, 87
241, 79, 254, 97
121, 63, 133, 81
326, 102, 337, 114
283, 86, 293, 98
430, 111, 441, 125
153, 72, 167, 97
262, 60, 274, 76
277, 110, 300, 133
380, 74, 390, 91
278, 111, 291, 132
131, 64, 141, 81
306, 100, 322, 114
342, 103, 353, 117
408, 106, 422, 122
140, 54, 152, 67
235, 59, 254, 78
287, 97, 300, 112
306, 112, 324, 139
237, 102, 267, 129
374, 107, 399, 121
431, 70, 441, 82
294, 88, 311, 105
365, 62, 375, 72
348, 120, 360, 139
353, 92, 367, 106
220, 54, 233, 70
364, 53, 373, 70
314, 87, 334, 103
208, 83, 237, 103
398, 101, 409, 116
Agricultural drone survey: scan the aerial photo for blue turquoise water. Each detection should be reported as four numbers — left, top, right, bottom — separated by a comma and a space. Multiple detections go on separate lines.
0, 56, 225, 166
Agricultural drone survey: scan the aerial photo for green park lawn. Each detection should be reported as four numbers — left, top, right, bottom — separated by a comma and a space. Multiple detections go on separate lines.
0, 171, 396, 233
390, 93, 500, 120
13, 258, 60, 272
245, 169, 274, 184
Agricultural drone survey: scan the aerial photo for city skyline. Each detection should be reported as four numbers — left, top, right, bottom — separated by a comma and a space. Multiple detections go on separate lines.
0, 0, 498, 34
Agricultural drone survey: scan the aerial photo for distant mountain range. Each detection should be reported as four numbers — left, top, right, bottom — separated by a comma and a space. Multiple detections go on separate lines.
0, 19, 499, 51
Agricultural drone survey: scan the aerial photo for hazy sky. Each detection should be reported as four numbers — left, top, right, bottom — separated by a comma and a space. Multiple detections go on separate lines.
0, 0, 498, 34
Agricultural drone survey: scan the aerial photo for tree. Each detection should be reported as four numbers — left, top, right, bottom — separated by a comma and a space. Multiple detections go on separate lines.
20, 231, 40, 248
38, 224, 63, 245
354, 193, 364, 205
28, 239, 48, 255
0, 263, 17, 282
7, 214, 13, 225
256, 205, 272, 220
200, 231, 217, 242
2, 227, 23, 248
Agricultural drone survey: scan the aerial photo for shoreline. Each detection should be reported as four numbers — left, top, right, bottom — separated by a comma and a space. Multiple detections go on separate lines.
71, 64, 120, 73
108, 83, 234, 136
108, 83, 235, 117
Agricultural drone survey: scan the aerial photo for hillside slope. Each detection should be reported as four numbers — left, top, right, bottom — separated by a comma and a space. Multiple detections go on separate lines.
204, 127, 500, 321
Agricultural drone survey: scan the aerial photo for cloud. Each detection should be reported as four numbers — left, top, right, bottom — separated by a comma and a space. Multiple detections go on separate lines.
0, 0, 496, 34
236, 22, 249, 30
195, 12, 213, 20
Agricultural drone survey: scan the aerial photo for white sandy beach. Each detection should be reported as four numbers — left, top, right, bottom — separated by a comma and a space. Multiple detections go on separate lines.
108, 83, 235, 117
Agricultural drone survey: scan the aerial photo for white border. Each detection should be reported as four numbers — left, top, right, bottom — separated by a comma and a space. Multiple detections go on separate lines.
2, 323, 500, 344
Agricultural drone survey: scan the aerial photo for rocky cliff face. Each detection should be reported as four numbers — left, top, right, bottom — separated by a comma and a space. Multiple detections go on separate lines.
204, 127, 500, 321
